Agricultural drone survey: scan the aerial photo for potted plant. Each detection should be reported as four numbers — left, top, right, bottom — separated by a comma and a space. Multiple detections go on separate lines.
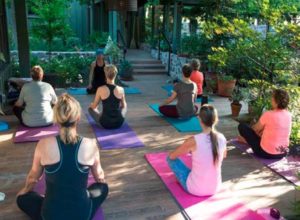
217, 74, 236, 97
229, 86, 244, 117
119, 60, 134, 81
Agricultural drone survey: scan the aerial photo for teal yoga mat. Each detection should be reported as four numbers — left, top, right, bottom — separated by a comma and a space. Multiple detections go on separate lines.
149, 104, 202, 132
162, 84, 213, 103
0, 121, 9, 131
67, 87, 141, 95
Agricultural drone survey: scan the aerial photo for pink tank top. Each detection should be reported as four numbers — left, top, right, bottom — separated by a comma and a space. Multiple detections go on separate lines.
187, 133, 227, 196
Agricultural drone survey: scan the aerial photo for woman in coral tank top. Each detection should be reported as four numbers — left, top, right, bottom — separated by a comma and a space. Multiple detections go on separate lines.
238, 89, 292, 159
190, 59, 204, 98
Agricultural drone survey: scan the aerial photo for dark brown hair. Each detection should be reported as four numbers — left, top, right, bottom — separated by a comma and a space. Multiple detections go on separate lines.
190, 59, 201, 71
31, 65, 44, 81
273, 89, 289, 109
199, 104, 219, 165
182, 64, 192, 78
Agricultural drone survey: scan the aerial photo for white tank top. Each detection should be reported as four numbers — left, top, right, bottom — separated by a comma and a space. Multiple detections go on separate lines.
187, 132, 227, 196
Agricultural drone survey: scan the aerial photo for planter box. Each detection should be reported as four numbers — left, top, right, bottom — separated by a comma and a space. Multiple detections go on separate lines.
217, 79, 236, 97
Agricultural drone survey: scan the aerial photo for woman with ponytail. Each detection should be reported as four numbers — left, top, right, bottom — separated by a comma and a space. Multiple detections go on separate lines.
168, 105, 227, 196
16, 94, 108, 220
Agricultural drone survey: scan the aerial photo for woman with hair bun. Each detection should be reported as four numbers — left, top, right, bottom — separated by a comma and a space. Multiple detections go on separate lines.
238, 88, 292, 159
16, 94, 108, 220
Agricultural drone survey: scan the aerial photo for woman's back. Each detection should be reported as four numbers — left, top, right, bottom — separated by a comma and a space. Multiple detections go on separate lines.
42, 136, 92, 220
100, 84, 124, 128
21, 81, 56, 127
187, 132, 227, 196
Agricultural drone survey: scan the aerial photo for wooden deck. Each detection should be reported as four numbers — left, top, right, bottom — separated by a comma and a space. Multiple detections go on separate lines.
0, 50, 298, 219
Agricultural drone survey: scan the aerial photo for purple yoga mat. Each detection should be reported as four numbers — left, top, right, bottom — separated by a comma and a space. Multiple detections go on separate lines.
86, 114, 144, 150
230, 139, 300, 186
34, 174, 104, 220
13, 124, 59, 143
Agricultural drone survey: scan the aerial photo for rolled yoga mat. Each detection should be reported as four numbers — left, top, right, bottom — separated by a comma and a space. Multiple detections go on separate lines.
149, 103, 202, 132
34, 174, 104, 220
86, 114, 144, 150
67, 87, 141, 95
13, 124, 59, 143
144, 152, 265, 220
230, 139, 300, 186
162, 84, 213, 103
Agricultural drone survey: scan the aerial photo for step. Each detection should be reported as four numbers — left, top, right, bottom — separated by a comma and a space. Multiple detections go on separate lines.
128, 59, 162, 64
133, 69, 168, 74
132, 64, 166, 69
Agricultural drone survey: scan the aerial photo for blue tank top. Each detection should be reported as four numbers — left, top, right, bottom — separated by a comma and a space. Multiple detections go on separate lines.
41, 136, 92, 220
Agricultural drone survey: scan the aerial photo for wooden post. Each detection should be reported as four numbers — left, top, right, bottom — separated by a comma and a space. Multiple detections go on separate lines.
172, 1, 182, 54
0, 0, 10, 63
109, 11, 118, 42
164, 3, 170, 35
151, 5, 155, 45
13, 0, 30, 76
138, 6, 146, 43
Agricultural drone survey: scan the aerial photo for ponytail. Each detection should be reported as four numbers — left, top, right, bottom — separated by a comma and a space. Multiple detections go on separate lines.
53, 94, 81, 144
210, 130, 219, 165
199, 104, 219, 166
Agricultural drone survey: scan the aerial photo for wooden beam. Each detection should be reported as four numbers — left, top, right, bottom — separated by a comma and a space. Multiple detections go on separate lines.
0, 0, 10, 63
172, 1, 182, 53
13, 0, 30, 76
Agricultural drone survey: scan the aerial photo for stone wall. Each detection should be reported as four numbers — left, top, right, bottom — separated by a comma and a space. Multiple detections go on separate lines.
150, 49, 191, 80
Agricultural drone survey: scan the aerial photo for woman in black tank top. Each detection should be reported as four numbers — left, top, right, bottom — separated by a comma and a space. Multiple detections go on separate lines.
87, 49, 106, 94
16, 94, 108, 220
89, 65, 127, 129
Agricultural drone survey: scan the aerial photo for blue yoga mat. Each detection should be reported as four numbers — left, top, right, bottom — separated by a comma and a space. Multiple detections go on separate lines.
0, 121, 9, 131
67, 87, 141, 95
149, 104, 202, 132
161, 84, 213, 103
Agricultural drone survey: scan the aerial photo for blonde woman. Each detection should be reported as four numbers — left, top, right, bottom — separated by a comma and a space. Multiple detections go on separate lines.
14, 65, 57, 127
89, 64, 127, 129
16, 94, 108, 220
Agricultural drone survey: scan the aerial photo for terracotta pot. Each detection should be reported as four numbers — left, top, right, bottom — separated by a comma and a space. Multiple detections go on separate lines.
231, 103, 242, 117
248, 103, 254, 115
217, 79, 236, 97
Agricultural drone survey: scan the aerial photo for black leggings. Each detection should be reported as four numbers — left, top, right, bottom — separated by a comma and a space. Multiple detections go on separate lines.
13, 106, 25, 125
238, 123, 286, 159
16, 182, 109, 220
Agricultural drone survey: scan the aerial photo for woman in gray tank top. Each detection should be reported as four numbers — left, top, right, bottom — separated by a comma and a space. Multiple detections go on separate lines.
159, 64, 198, 118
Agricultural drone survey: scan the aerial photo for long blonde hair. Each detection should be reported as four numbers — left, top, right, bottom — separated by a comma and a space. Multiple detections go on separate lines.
53, 94, 81, 144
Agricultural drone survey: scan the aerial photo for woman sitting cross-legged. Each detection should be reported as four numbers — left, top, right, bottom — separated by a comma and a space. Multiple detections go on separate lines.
13, 65, 57, 127
89, 64, 127, 129
238, 89, 292, 159
159, 64, 198, 118
167, 105, 227, 196
16, 94, 108, 220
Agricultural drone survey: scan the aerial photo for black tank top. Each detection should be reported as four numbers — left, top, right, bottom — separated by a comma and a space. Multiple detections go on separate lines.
92, 61, 106, 88
42, 136, 92, 220
99, 84, 124, 129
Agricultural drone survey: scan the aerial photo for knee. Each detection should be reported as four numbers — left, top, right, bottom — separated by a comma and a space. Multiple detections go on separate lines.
16, 194, 27, 208
238, 123, 246, 134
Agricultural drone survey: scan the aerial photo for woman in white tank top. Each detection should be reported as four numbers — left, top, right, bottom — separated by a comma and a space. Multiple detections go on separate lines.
167, 105, 227, 196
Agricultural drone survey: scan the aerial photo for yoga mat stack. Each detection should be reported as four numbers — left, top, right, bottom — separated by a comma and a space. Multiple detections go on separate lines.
145, 152, 265, 220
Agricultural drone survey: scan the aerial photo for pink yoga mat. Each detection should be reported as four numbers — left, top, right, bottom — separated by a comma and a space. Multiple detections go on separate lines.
145, 152, 265, 220
230, 139, 300, 186
14, 124, 59, 143
34, 174, 104, 220
86, 114, 144, 150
